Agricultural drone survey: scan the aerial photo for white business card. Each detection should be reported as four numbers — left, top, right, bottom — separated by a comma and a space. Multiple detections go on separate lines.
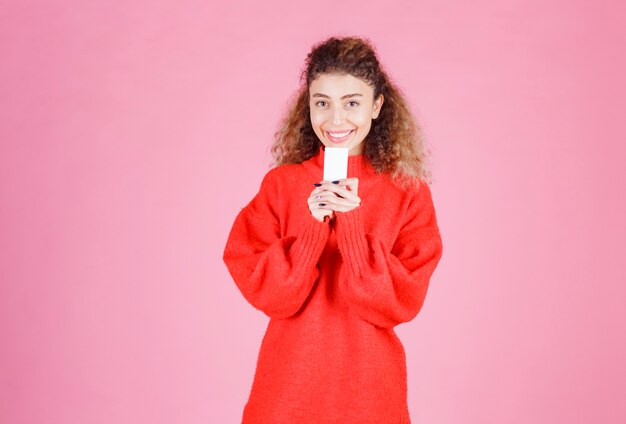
323, 147, 349, 181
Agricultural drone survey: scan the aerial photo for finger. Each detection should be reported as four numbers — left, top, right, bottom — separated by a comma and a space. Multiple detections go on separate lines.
308, 188, 336, 202
311, 180, 333, 195
309, 192, 325, 201
316, 190, 360, 207
344, 179, 359, 194
307, 195, 327, 206
323, 202, 360, 212
331, 177, 359, 189
326, 178, 359, 192
317, 194, 355, 208
311, 189, 353, 205
319, 183, 360, 203
311, 181, 326, 191
311, 186, 323, 195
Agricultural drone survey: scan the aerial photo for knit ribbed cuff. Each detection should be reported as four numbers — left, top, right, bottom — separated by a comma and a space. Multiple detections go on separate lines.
334, 206, 369, 278
291, 215, 331, 276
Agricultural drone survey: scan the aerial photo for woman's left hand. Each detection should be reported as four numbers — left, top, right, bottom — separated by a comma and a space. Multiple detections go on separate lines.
315, 178, 361, 213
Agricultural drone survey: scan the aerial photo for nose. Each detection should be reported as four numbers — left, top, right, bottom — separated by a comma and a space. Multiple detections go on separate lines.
332, 106, 346, 125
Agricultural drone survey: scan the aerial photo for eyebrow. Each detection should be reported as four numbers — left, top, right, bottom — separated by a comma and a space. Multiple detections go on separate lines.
311, 93, 363, 99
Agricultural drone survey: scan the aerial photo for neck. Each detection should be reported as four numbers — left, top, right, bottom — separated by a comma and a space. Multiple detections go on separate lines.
347, 145, 364, 157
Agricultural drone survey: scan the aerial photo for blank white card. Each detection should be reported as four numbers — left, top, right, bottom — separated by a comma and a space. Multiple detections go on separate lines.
323, 147, 349, 182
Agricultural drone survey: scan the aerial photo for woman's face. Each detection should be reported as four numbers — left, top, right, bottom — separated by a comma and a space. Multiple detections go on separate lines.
309, 73, 384, 156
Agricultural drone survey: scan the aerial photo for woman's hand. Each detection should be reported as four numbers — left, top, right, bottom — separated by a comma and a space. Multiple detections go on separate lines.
308, 178, 361, 222
308, 183, 335, 222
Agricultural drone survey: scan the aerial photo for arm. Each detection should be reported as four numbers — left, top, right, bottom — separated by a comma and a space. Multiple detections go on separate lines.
222, 171, 331, 319
334, 181, 443, 328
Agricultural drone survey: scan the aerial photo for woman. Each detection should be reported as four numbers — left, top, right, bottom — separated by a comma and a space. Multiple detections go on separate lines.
223, 35, 443, 423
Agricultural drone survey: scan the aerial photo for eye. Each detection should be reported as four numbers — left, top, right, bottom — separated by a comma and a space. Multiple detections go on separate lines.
347, 101, 360, 108
315, 100, 327, 107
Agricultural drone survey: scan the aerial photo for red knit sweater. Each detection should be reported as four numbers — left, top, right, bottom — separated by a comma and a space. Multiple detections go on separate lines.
223, 145, 443, 423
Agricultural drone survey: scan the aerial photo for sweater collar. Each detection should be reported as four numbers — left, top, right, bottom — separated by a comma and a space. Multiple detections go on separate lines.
310, 144, 377, 179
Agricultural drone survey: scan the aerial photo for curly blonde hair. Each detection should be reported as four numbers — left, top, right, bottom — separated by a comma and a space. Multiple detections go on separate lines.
270, 35, 434, 189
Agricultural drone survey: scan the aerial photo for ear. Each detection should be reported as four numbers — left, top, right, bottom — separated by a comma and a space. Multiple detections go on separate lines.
372, 94, 384, 119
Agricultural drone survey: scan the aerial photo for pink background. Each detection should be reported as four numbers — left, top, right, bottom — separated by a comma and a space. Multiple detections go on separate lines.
1, 1, 625, 423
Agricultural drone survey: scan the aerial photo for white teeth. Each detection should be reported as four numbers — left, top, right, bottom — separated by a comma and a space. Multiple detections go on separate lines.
328, 131, 351, 137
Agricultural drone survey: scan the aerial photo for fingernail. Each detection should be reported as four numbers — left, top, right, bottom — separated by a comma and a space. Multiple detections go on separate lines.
314, 183, 322, 187
332, 180, 340, 184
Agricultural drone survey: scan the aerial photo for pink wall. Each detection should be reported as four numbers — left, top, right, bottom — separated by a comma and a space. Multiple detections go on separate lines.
1, 1, 624, 423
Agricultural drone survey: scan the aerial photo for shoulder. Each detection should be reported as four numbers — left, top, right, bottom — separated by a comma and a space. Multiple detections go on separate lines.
403, 178, 435, 206
386, 172, 434, 202
260, 162, 306, 189
410, 178, 434, 203
247, 163, 304, 222
240, 166, 289, 222
258, 166, 280, 189
408, 179, 439, 227
389, 177, 438, 230
379, 172, 432, 202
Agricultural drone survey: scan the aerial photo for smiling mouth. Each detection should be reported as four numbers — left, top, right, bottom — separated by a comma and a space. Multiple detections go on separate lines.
326, 130, 354, 143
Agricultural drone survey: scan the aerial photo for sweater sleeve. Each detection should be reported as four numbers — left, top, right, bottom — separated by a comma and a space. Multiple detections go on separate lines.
222, 170, 331, 320
333, 180, 443, 328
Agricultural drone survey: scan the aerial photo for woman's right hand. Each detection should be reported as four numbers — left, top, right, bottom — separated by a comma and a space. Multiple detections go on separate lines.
308, 181, 335, 222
